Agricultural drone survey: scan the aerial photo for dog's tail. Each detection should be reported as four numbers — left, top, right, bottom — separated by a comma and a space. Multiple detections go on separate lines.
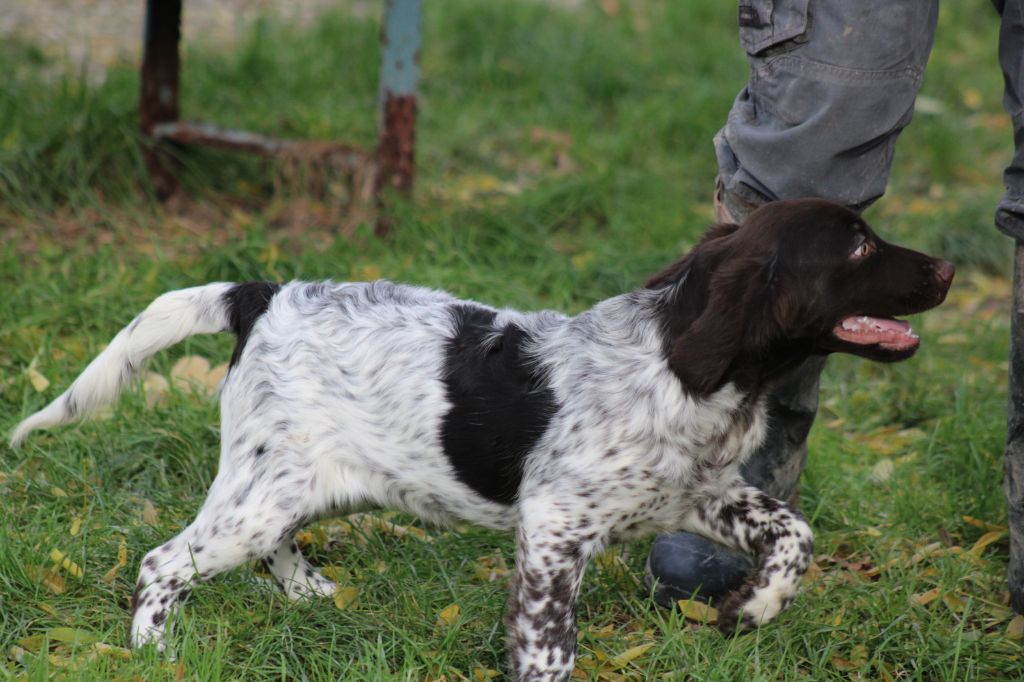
9, 282, 277, 447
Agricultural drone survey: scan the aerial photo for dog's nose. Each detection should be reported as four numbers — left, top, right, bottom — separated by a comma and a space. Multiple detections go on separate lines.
933, 260, 955, 287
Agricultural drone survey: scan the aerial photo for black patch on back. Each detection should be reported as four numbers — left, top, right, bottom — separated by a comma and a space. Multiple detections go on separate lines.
441, 304, 558, 505
223, 281, 281, 368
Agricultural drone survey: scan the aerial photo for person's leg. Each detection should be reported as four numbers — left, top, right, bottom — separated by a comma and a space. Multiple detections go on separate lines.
993, 0, 1024, 614
648, 0, 939, 608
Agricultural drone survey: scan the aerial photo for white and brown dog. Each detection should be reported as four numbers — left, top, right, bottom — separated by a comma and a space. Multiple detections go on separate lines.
12, 200, 953, 681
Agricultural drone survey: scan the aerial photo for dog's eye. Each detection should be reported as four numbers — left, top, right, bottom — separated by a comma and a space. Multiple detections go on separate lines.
851, 241, 875, 259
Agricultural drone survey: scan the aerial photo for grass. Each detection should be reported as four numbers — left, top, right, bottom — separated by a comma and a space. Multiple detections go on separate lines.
0, 0, 1021, 679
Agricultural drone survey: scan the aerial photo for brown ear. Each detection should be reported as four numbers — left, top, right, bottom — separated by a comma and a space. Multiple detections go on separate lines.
645, 223, 741, 289
668, 255, 780, 395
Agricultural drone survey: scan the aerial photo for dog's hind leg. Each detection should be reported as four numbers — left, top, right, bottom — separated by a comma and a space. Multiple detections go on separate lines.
680, 485, 814, 633
129, 475, 317, 650
264, 537, 337, 601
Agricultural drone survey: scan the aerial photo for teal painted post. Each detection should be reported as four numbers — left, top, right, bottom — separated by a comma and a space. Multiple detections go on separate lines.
374, 0, 422, 235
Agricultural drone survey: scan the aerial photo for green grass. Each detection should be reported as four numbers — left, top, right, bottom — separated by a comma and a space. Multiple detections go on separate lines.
1, 0, 1021, 679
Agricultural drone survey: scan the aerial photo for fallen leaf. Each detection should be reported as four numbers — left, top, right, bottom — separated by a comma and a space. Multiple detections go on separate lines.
49, 549, 83, 578
102, 538, 128, 583
943, 592, 967, 613
170, 356, 212, 394
142, 371, 170, 407
1008, 615, 1024, 640
473, 554, 510, 583
870, 459, 895, 483
677, 599, 717, 624
963, 516, 1008, 532
69, 517, 81, 537
27, 366, 50, 392
968, 530, 1007, 558
473, 667, 500, 681
27, 566, 66, 595
911, 587, 941, 606
51, 487, 67, 498
42, 627, 99, 646
437, 603, 460, 628
142, 499, 159, 526
605, 642, 654, 669
333, 585, 358, 610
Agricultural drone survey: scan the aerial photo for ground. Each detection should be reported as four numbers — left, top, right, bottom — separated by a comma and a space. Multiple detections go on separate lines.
0, 0, 1021, 679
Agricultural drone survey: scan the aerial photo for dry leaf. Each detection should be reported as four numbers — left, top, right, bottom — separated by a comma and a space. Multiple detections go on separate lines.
142, 499, 159, 526
1008, 615, 1024, 640
870, 459, 895, 483
28, 366, 50, 392
473, 555, 510, 583
69, 517, 81, 537
437, 603, 461, 628
49, 549, 83, 578
677, 599, 717, 624
142, 371, 170, 407
333, 585, 358, 610
605, 643, 654, 669
473, 667, 500, 681
102, 538, 128, 583
968, 530, 1007, 558
51, 487, 67, 498
171, 356, 212, 393
943, 592, 967, 613
911, 587, 940, 606
963, 515, 1008, 532
27, 566, 66, 595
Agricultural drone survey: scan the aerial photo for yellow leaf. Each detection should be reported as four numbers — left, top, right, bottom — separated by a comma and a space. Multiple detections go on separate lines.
142, 499, 159, 526
831, 657, 858, 670
473, 555, 510, 583
92, 642, 131, 659
870, 459, 894, 483
962, 515, 1008, 532
968, 530, 1007, 558
832, 606, 846, 627
103, 539, 128, 583
963, 88, 983, 110
43, 627, 99, 646
51, 487, 67, 498
69, 517, 81, 537
27, 566, 66, 595
351, 264, 383, 282
49, 549, 83, 578
473, 667, 500, 681
677, 599, 717, 624
142, 371, 170, 407
437, 603, 461, 628
911, 587, 940, 606
333, 585, 358, 610
605, 642, 654, 669
170, 356, 212, 394
943, 592, 966, 613
28, 366, 50, 392
1008, 615, 1024, 640
588, 623, 617, 639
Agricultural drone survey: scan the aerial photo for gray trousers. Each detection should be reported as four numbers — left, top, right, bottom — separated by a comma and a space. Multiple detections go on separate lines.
715, 0, 1024, 611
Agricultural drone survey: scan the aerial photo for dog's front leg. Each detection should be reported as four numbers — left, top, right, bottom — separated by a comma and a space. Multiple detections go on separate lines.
505, 499, 598, 682
681, 485, 814, 633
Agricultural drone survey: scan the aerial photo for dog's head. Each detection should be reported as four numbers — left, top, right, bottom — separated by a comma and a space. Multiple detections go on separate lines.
648, 198, 954, 395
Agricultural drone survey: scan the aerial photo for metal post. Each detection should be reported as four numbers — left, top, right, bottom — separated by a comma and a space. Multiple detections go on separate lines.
139, 0, 182, 200
1007, 240, 1024, 613
374, 0, 421, 235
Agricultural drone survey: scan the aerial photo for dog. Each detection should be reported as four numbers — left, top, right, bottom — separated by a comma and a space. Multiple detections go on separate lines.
11, 199, 953, 681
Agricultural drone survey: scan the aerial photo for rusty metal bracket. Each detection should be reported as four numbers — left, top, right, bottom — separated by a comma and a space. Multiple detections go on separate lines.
138, 0, 421, 234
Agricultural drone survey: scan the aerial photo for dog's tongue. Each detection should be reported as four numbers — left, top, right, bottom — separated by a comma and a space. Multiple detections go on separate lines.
833, 315, 919, 350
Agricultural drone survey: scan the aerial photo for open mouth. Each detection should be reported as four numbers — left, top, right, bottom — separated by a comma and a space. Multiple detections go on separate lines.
832, 315, 920, 352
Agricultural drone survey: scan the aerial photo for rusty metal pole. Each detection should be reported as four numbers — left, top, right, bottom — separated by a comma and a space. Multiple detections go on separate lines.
1007, 240, 1024, 613
139, 0, 182, 200
374, 0, 421, 236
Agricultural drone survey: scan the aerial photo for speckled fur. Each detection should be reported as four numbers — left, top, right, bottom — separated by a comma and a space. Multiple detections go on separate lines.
12, 200, 953, 682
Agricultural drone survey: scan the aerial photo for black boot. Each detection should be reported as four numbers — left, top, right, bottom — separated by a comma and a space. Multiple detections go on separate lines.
645, 356, 826, 608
